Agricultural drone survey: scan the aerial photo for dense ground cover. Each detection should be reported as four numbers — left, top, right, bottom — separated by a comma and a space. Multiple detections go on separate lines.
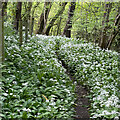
1, 24, 75, 118
57, 37, 120, 119
1, 23, 120, 119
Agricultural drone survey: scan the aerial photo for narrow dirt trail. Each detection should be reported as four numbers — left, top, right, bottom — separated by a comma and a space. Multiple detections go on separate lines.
74, 84, 90, 119
66, 71, 90, 119
56, 52, 90, 120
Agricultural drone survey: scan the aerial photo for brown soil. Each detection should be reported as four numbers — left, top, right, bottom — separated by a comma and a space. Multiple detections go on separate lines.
74, 84, 90, 119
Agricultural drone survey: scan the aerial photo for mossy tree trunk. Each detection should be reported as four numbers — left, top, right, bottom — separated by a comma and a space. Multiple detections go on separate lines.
36, 2, 52, 34
43, 2, 67, 36
0, 2, 6, 64
56, 16, 62, 35
0, 2, 6, 77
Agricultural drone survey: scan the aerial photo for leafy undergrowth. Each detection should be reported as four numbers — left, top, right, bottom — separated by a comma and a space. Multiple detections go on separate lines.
1, 24, 75, 119
1, 23, 120, 119
56, 37, 120, 119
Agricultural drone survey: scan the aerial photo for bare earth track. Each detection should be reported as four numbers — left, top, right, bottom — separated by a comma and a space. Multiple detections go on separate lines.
56, 53, 90, 120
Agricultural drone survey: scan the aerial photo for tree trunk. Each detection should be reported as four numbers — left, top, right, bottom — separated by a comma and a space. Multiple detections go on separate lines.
0, 1, 2, 78
2, 2, 7, 18
30, 17, 34, 37
14, 2, 22, 32
117, 5, 120, 51
85, 9, 88, 41
57, 16, 62, 35
62, 2, 76, 38
100, 3, 112, 49
25, 18, 28, 42
2, 4, 4, 63
36, 2, 52, 34
24, 2, 32, 42
19, 18, 23, 46
29, 3, 39, 36
107, 14, 120, 49
18, 3, 22, 46
0, 2, 6, 63
43, 2, 67, 36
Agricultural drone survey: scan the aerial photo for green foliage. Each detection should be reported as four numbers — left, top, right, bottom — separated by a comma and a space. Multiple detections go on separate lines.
57, 37, 120, 119
2, 22, 120, 119
1, 25, 75, 119
72, 2, 119, 46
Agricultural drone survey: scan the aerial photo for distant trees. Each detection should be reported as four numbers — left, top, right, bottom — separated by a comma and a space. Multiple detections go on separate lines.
72, 2, 120, 51
99, 2, 120, 49
2, 1, 120, 51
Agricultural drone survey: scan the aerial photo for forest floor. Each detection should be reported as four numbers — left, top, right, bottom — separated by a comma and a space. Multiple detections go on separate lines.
56, 52, 90, 120
73, 83, 90, 119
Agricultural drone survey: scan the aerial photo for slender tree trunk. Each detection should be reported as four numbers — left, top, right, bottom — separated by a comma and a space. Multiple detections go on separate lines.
0, 1, 2, 95
14, 2, 22, 32
107, 14, 120, 49
100, 3, 112, 49
18, 3, 22, 46
106, 3, 120, 50
30, 17, 34, 37
98, 2, 104, 46
117, 5, 120, 51
19, 18, 23, 46
2, 2, 7, 19
36, 2, 52, 34
0, 2, 6, 63
93, 5, 99, 46
57, 16, 62, 35
53, 26, 57, 36
85, 9, 88, 41
2, 6, 4, 63
24, 2, 32, 42
29, 3, 39, 36
0, 2, 3, 65
0, 2, 2, 64
62, 2, 76, 38
43, 2, 67, 36
79, 2, 83, 39
25, 18, 28, 42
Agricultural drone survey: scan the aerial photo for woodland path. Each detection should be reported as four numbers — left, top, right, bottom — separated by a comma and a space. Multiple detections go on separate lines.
56, 52, 90, 120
